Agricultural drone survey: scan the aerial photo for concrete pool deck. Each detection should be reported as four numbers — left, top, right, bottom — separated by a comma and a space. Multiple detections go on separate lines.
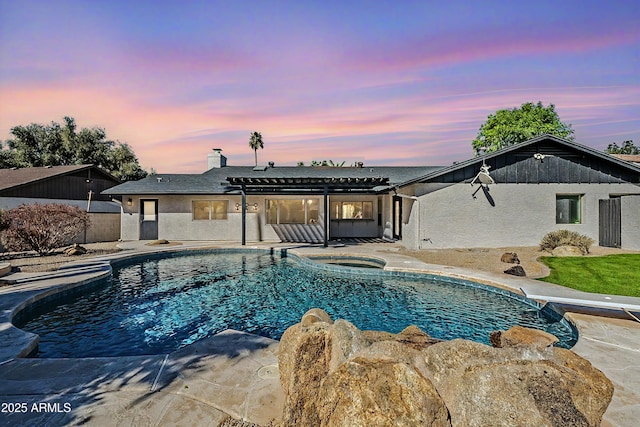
0, 241, 639, 426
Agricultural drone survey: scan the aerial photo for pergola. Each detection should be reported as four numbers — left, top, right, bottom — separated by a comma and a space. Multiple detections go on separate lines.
226, 176, 390, 247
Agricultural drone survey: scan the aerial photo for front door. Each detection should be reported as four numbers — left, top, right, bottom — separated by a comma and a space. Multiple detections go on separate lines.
392, 196, 402, 240
140, 199, 158, 240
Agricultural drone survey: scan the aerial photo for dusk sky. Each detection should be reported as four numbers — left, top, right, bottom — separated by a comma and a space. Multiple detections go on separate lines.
1, 1, 638, 173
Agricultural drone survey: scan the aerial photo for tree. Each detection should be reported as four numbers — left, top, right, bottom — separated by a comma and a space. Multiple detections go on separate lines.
0, 204, 90, 255
472, 102, 574, 154
605, 140, 639, 155
310, 160, 346, 167
104, 143, 148, 181
248, 131, 264, 166
1, 116, 148, 181
0, 142, 17, 168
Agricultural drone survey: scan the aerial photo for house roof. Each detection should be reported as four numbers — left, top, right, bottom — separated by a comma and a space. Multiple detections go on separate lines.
397, 134, 640, 187
0, 197, 121, 213
103, 134, 640, 197
611, 154, 640, 164
0, 164, 118, 192
103, 166, 443, 195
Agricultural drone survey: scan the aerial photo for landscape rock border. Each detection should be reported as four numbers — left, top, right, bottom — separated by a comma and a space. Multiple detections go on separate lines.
278, 309, 614, 427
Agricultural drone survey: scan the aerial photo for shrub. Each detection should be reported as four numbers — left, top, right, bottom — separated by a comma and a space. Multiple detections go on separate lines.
540, 229, 594, 255
0, 204, 90, 255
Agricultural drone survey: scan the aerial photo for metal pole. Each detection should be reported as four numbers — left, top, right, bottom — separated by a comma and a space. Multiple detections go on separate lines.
241, 185, 246, 246
323, 184, 328, 247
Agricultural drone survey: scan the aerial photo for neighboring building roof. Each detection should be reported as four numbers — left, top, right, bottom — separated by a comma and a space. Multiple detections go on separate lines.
0, 164, 118, 192
611, 154, 640, 164
398, 134, 640, 187
0, 197, 121, 213
103, 166, 443, 195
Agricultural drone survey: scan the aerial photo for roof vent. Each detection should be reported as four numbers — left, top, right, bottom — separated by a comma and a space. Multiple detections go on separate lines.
268, 161, 275, 168
157, 177, 163, 182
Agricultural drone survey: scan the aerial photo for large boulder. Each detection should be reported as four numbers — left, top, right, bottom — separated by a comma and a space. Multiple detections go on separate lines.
278, 310, 613, 427
424, 339, 613, 426
316, 357, 448, 426
500, 252, 520, 264
278, 311, 449, 426
490, 325, 559, 350
504, 265, 526, 276
552, 245, 584, 256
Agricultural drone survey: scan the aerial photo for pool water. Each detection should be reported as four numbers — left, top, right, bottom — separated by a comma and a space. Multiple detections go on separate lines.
16, 251, 576, 358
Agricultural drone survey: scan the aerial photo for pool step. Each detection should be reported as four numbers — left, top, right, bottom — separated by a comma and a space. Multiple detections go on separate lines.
0, 263, 111, 286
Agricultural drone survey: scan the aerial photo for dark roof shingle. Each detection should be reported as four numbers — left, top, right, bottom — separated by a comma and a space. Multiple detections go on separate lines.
0, 164, 100, 191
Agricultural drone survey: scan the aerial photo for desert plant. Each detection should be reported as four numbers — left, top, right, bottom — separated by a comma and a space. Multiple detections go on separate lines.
539, 229, 594, 255
0, 204, 90, 255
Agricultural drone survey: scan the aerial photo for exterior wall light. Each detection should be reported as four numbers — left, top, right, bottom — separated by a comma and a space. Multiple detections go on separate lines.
127, 198, 133, 206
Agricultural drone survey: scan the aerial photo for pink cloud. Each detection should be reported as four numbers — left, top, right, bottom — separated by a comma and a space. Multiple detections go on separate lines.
341, 27, 640, 74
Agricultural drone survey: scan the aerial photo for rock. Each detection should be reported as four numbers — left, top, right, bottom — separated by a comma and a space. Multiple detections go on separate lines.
500, 252, 520, 264
279, 309, 613, 427
316, 357, 450, 426
504, 265, 526, 276
423, 339, 613, 427
147, 239, 171, 245
218, 416, 270, 427
301, 308, 334, 326
278, 309, 448, 426
552, 245, 584, 256
64, 243, 87, 256
490, 325, 559, 350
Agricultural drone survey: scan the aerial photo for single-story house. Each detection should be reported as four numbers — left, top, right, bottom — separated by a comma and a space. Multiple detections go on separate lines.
0, 164, 122, 244
103, 135, 640, 251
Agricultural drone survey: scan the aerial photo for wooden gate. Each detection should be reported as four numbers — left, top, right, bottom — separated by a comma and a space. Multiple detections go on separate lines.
599, 198, 621, 248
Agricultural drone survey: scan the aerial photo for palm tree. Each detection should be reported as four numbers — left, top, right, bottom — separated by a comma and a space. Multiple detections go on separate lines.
248, 131, 264, 166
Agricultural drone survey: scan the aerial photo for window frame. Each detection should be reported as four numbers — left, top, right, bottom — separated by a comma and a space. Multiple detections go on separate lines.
192, 200, 228, 221
555, 194, 582, 224
265, 198, 319, 225
331, 201, 374, 220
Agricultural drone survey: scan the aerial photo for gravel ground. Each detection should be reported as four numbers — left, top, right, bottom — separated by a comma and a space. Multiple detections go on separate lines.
395, 245, 640, 278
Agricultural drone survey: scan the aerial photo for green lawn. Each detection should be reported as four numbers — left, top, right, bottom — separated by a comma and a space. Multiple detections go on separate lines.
538, 254, 640, 297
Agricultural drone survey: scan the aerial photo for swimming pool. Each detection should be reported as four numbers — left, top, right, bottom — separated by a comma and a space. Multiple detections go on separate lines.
15, 250, 577, 358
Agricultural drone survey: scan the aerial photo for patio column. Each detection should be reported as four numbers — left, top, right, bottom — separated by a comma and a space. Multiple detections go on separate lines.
241, 185, 246, 246
323, 184, 328, 247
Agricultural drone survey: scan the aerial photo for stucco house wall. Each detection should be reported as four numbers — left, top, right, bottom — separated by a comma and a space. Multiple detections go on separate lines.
120, 195, 265, 241
82, 213, 121, 243
402, 182, 640, 250
621, 195, 640, 250
121, 194, 384, 242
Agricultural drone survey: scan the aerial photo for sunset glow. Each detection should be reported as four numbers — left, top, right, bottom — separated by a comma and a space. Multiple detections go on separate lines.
1, 1, 638, 173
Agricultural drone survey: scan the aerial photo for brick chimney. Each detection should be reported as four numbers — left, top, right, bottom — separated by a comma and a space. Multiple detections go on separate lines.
207, 148, 227, 169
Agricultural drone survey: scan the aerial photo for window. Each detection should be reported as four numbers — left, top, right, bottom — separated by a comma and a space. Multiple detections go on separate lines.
331, 201, 373, 220
193, 200, 228, 220
266, 199, 319, 224
142, 200, 156, 221
556, 195, 582, 224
